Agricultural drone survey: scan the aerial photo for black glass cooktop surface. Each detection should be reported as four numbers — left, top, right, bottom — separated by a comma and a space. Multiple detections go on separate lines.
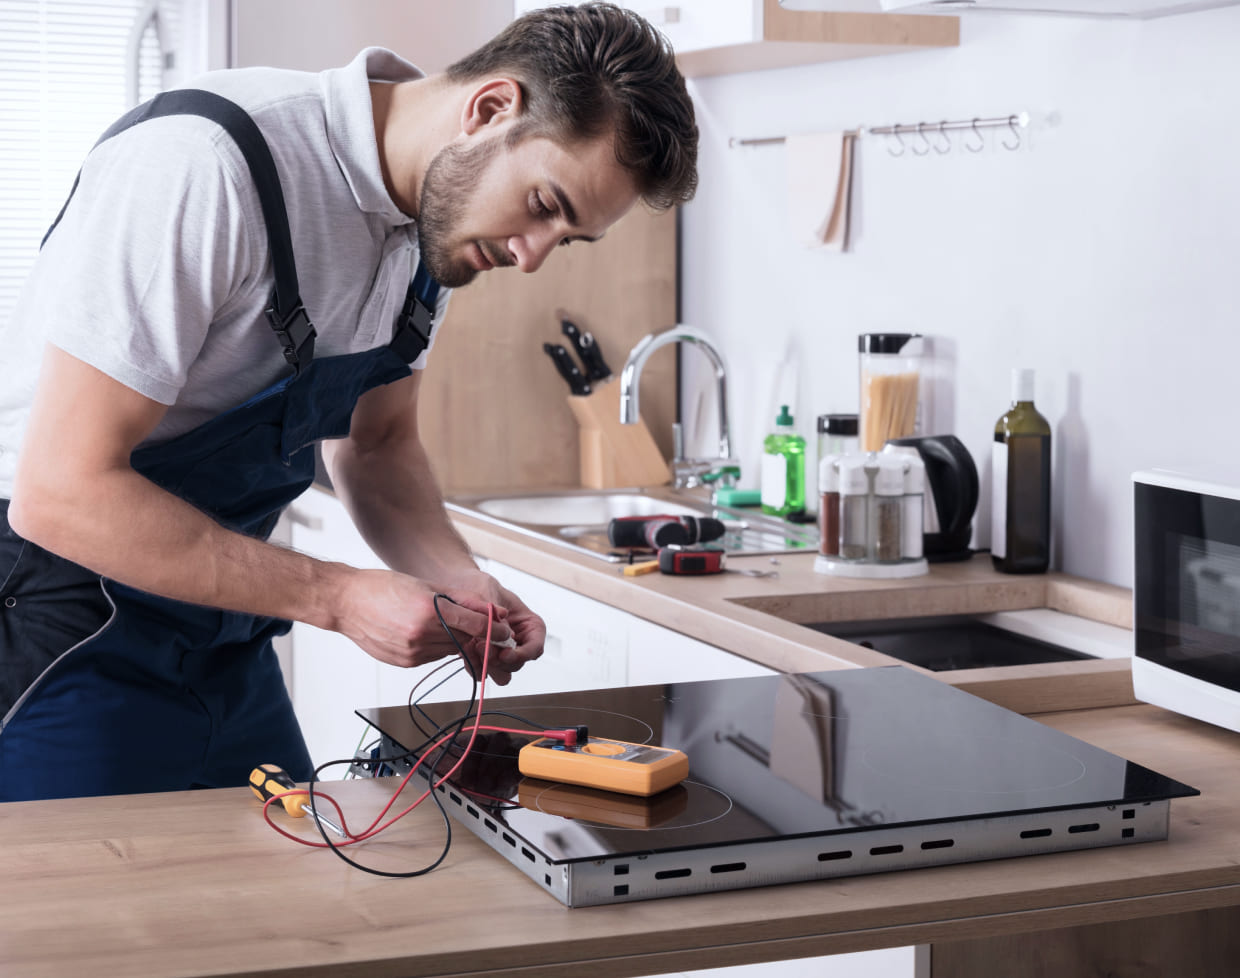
358, 666, 1198, 907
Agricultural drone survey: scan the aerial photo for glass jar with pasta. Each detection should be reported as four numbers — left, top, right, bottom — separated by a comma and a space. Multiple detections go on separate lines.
858, 333, 924, 453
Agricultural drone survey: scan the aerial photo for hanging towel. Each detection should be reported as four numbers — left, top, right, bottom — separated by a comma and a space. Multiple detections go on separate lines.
786, 130, 857, 252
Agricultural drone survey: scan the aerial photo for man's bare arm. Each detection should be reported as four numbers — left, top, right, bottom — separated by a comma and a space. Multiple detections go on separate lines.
9, 345, 500, 667
322, 370, 546, 681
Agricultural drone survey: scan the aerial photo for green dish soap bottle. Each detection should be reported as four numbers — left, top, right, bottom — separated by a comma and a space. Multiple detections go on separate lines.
761, 404, 806, 518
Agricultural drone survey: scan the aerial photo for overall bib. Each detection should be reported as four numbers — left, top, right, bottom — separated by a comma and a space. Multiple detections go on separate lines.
0, 91, 440, 802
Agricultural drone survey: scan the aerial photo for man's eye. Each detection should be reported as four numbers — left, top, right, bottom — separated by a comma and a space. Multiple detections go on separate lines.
531, 192, 553, 216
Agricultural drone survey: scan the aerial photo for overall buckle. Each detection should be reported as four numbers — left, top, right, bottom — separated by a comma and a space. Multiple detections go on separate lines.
389, 293, 434, 364
266, 301, 316, 369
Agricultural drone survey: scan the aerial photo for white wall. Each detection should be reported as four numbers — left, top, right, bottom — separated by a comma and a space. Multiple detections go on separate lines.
231, 0, 512, 72
677, 7, 1240, 588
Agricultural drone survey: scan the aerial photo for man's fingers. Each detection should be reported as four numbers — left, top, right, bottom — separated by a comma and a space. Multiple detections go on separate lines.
435, 592, 511, 645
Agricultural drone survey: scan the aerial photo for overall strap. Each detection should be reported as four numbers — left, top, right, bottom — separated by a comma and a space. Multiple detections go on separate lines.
388, 257, 441, 364
42, 90, 316, 372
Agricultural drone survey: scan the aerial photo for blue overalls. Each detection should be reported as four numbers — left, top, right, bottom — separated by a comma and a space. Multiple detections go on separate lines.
0, 90, 440, 802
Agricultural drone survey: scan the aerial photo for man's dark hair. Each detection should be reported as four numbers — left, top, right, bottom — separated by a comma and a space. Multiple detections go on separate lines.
446, 1, 698, 211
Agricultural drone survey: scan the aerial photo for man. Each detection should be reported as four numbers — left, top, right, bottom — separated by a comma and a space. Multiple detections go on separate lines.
0, 2, 698, 801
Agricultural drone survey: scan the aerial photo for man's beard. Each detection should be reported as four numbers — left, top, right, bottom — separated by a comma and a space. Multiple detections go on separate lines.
417, 135, 505, 288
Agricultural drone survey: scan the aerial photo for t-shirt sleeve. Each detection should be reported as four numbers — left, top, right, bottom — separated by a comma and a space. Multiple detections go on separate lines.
34, 117, 262, 405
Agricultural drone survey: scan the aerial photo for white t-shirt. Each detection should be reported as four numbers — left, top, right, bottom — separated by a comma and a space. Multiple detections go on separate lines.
0, 47, 450, 499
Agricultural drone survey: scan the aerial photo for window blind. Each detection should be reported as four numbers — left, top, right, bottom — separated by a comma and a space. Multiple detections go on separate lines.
0, 0, 172, 324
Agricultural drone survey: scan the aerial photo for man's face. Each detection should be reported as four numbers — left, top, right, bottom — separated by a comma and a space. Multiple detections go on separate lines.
417, 129, 639, 288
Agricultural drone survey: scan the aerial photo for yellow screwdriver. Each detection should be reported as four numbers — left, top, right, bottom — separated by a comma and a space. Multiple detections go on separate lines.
249, 763, 346, 838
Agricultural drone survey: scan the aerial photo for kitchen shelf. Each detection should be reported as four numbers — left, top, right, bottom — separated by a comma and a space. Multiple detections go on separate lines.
675, 0, 960, 77
513, 1, 959, 78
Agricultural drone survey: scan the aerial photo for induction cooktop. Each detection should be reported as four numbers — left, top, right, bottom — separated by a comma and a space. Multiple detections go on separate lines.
358, 666, 1198, 908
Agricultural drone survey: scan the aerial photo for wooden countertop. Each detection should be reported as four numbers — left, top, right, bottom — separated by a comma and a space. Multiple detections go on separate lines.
449, 507, 1137, 716
4, 701, 1237, 978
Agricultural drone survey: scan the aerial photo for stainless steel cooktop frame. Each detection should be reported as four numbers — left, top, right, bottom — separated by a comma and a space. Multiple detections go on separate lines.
374, 732, 1170, 908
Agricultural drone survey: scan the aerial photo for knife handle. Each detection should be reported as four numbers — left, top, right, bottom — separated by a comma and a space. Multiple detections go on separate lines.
561, 319, 613, 381
543, 342, 591, 396
561, 318, 583, 348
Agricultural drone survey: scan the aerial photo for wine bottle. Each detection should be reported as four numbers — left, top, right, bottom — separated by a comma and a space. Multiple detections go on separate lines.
991, 368, 1051, 574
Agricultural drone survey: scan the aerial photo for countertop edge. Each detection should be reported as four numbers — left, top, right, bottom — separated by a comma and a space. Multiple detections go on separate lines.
449, 511, 1138, 715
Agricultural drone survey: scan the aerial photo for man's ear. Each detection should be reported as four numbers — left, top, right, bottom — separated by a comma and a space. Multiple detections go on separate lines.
461, 78, 523, 137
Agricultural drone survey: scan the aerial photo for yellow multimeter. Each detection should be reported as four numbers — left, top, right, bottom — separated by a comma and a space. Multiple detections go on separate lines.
517, 736, 689, 797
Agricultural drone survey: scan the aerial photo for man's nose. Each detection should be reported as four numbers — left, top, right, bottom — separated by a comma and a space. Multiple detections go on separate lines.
512, 227, 561, 273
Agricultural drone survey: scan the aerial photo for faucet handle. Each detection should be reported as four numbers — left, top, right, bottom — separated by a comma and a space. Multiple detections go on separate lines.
701, 464, 741, 489
672, 458, 741, 491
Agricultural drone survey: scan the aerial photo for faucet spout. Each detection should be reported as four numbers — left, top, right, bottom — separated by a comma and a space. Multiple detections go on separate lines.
618, 325, 736, 489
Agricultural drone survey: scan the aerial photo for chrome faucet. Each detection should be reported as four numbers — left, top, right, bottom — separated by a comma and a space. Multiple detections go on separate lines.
618, 325, 741, 491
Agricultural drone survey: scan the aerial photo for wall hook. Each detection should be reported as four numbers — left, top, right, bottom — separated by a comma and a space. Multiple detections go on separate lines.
887, 129, 906, 157
912, 122, 931, 156
1002, 115, 1022, 151
965, 118, 985, 153
934, 121, 952, 154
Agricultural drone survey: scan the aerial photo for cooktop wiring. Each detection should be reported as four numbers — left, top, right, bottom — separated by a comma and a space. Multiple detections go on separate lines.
260, 593, 581, 878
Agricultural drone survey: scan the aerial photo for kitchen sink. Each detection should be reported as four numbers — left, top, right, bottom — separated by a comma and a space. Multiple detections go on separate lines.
472, 492, 705, 527
810, 614, 1096, 671
446, 488, 818, 562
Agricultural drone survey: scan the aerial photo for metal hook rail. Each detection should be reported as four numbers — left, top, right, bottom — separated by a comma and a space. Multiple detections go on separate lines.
729, 111, 1030, 152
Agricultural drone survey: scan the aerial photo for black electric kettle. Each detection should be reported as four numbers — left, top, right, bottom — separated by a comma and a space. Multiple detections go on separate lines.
885, 434, 978, 562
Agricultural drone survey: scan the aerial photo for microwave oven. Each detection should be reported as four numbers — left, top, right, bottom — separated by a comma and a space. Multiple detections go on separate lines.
1133, 468, 1240, 733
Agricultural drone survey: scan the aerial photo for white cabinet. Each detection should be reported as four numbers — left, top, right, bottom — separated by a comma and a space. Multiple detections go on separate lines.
673, 947, 916, 978
568, 1, 761, 56
472, 559, 635, 694
284, 488, 388, 770
482, 559, 776, 691
513, 0, 957, 77
626, 608, 774, 685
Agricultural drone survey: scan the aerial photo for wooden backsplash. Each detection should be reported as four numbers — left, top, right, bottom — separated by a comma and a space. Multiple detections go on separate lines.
418, 206, 679, 493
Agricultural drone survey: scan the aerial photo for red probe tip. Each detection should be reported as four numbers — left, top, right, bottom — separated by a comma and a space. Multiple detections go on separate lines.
555, 725, 589, 748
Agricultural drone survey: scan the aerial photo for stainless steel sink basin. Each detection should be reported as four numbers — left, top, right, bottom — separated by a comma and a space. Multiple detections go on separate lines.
474, 492, 704, 527
447, 488, 818, 562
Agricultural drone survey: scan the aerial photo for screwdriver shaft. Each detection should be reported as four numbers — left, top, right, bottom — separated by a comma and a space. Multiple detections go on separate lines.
299, 803, 345, 837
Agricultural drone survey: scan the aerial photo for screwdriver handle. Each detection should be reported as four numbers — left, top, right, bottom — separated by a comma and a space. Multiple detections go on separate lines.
249, 763, 305, 818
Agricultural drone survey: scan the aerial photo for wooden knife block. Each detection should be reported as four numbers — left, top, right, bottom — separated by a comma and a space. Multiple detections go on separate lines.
567, 379, 670, 489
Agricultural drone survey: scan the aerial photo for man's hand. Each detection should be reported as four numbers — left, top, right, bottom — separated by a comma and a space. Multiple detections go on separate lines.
331, 567, 543, 685
333, 568, 506, 670
435, 568, 547, 685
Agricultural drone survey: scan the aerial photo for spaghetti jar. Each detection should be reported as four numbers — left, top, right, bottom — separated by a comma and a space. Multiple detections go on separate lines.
858, 334, 923, 453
